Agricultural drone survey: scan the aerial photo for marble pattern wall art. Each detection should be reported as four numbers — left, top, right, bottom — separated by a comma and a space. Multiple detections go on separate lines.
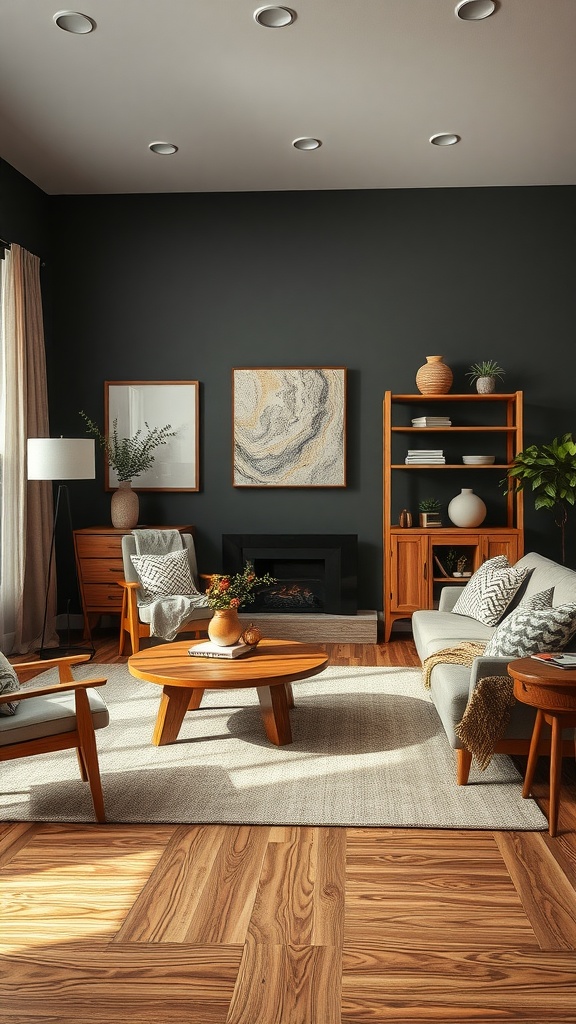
233, 367, 347, 487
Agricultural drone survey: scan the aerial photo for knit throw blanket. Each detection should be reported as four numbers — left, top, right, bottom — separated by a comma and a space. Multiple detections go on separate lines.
456, 675, 515, 770
422, 642, 486, 689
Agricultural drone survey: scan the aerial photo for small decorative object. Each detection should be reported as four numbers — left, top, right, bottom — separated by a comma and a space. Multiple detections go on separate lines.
456, 555, 468, 575
415, 356, 453, 395
241, 623, 263, 647
448, 488, 487, 528
418, 497, 442, 527
399, 508, 413, 528
206, 561, 276, 645
502, 433, 576, 565
80, 411, 176, 528
465, 360, 505, 394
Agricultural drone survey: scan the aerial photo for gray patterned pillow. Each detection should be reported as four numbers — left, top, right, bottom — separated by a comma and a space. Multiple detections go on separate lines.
131, 549, 198, 599
519, 587, 554, 611
0, 652, 20, 716
484, 603, 576, 657
452, 556, 529, 626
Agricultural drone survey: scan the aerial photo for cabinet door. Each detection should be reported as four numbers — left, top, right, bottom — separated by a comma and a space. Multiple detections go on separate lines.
480, 533, 520, 564
390, 534, 429, 614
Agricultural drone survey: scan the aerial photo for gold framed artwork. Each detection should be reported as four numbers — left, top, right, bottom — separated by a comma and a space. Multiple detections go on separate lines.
104, 380, 200, 491
232, 367, 347, 487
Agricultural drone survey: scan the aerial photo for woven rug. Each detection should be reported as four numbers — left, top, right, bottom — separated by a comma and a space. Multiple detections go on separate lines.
1, 664, 548, 829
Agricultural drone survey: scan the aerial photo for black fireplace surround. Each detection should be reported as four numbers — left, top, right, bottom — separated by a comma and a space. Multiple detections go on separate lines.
222, 534, 357, 615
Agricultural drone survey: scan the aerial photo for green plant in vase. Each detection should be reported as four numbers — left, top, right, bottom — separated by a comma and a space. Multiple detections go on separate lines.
466, 360, 505, 394
419, 497, 442, 527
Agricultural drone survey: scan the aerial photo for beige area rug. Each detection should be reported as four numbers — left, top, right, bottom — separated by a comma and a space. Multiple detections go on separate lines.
1, 664, 548, 829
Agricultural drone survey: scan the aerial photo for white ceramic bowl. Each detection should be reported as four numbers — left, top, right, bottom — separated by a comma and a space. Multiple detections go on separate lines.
462, 455, 496, 465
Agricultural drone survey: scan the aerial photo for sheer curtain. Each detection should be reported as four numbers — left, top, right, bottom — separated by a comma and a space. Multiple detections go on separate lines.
0, 244, 56, 653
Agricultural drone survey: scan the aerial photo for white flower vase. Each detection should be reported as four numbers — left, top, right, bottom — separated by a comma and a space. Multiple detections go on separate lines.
447, 488, 486, 528
111, 480, 139, 529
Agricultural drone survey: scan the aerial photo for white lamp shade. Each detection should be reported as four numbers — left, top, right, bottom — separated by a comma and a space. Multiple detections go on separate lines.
27, 437, 95, 480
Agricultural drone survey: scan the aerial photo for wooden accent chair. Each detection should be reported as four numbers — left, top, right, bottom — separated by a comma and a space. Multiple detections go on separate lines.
0, 654, 109, 822
118, 532, 213, 655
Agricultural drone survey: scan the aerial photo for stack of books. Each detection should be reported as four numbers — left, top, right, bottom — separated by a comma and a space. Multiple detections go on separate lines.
188, 640, 254, 659
405, 449, 446, 464
411, 416, 452, 427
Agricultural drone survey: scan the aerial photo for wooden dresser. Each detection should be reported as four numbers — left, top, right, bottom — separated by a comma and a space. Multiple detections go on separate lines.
73, 525, 194, 638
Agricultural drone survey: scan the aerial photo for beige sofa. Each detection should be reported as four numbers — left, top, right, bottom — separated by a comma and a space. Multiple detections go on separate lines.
411, 552, 576, 784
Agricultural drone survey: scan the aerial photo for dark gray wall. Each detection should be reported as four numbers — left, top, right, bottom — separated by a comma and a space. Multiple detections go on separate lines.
4, 171, 576, 608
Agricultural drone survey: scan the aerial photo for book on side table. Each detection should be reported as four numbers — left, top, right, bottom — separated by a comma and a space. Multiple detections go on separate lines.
188, 640, 254, 659
530, 652, 576, 669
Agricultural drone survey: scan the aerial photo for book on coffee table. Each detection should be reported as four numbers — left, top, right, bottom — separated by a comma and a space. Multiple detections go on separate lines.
530, 652, 576, 669
188, 640, 254, 659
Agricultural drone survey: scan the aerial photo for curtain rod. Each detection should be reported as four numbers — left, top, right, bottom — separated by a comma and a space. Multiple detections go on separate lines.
0, 237, 45, 266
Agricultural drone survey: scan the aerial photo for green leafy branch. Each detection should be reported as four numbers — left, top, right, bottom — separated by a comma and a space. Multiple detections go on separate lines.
79, 411, 176, 481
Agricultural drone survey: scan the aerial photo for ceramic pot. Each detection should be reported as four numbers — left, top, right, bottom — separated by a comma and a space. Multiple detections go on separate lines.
415, 356, 453, 395
111, 480, 139, 529
208, 608, 243, 646
476, 376, 496, 394
447, 488, 487, 528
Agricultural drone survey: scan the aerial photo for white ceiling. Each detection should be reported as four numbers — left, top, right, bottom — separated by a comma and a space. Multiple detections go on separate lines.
1, 0, 575, 196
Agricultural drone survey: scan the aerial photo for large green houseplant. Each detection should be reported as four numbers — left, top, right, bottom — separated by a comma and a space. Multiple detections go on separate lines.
502, 432, 576, 564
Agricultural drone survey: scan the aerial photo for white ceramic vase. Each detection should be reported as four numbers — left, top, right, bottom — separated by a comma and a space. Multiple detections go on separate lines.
111, 480, 139, 529
447, 488, 486, 528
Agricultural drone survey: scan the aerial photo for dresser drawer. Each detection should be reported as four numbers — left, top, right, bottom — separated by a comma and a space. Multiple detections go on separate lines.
82, 583, 124, 610
75, 534, 124, 559
79, 559, 126, 583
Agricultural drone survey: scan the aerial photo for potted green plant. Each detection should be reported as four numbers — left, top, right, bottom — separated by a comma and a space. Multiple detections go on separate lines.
80, 411, 176, 527
466, 360, 505, 394
418, 497, 442, 528
502, 432, 576, 565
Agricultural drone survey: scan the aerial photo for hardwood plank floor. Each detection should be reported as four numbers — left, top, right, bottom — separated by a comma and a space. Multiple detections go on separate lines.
2, 632, 575, 1023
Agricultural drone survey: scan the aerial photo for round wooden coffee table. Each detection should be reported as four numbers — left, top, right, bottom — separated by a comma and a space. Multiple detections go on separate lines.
507, 657, 576, 837
128, 638, 329, 747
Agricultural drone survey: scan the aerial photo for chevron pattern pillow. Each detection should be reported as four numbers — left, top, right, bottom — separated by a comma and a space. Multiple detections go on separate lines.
484, 603, 576, 657
131, 549, 199, 599
519, 587, 554, 611
0, 652, 20, 717
452, 556, 529, 626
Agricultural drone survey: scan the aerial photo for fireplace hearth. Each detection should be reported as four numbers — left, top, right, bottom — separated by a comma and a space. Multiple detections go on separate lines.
222, 534, 357, 615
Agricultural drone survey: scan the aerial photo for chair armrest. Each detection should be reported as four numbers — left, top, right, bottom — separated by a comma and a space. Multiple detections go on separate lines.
117, 580, 140, 589
0, 677, 107, 703
468, 656, 511, 698
438, 586, 466, 612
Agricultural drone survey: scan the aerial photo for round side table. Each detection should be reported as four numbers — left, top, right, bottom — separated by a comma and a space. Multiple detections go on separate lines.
507, 657, 576, 837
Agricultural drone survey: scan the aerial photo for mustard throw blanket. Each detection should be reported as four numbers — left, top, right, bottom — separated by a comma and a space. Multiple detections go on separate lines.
422, 642, 486, 689
456, 675, 515, 770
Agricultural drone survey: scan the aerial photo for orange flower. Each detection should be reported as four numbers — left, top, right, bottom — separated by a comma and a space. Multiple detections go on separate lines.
230, 597, 240, 608
219, 578, 230, 590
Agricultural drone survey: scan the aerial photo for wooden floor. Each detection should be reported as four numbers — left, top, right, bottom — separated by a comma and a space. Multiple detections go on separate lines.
2, 634, 576, 1023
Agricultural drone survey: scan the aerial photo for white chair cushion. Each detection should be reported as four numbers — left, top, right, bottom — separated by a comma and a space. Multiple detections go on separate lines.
0, 688, 109, 746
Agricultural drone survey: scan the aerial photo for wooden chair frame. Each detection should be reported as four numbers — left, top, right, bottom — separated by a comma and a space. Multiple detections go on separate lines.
118, 581, 212, 656
0, 654, 108, 822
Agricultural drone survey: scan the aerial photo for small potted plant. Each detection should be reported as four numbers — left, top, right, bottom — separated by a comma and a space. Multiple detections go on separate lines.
419, 498, 442, 528
466, 360, 505, 394
453, 555, 470, 577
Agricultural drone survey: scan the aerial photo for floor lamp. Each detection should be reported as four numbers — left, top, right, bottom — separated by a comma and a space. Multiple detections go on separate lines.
27, 437, 96, 659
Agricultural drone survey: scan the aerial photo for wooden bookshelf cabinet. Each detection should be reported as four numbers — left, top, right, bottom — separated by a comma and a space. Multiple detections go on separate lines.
383, 392, 524, 641
74, 525, 193, 639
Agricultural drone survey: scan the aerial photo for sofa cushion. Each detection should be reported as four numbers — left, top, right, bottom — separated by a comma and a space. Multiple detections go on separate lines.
484, 603, 576, 658
513, 552, 576, 606
412, 609, 493, 662
452, 556, 529, 626
131, 549, 198, 599
0, 652, 20, 717
519, 587, 555, 611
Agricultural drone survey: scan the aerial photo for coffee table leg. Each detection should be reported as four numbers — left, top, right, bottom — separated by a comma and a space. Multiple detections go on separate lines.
257, 684, 292, 745
187, 688, 205, 711
152, 685, 194, 746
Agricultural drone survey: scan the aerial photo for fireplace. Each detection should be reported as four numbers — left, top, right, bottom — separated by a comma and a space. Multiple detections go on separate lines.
222, 534, 357, 615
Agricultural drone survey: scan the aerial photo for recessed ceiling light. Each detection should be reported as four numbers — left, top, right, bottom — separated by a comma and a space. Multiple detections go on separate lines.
292, 137, 321, 151
254, 6, 296, 27
455, 1, 496, 20
429, 133, 460, 146
53, 10, 95, 33
149, 142, 178, 156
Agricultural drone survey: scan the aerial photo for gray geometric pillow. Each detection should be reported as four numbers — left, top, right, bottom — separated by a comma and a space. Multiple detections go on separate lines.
0, 652, 20, 716
484, 603, 576, 657
518, 587, 554, 612
452, 556, 529, 626
131, 548, 198, 599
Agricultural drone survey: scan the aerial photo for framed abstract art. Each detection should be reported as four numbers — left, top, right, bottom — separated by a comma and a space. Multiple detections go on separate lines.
232, 367, 347, 487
